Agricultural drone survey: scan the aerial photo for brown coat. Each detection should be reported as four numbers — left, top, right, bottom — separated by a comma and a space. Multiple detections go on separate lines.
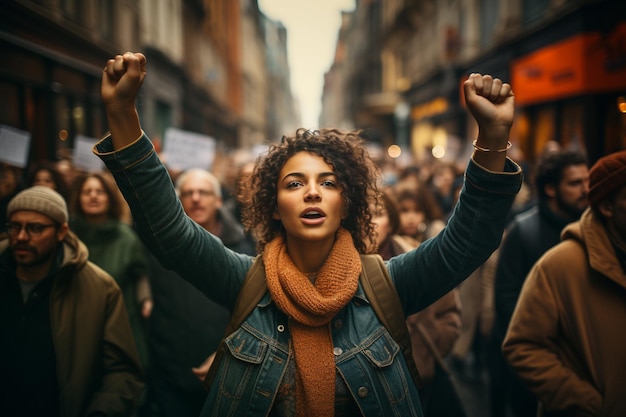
0, 231, 144, 417
383, 234, 462, 382
406, 290, 462, 381
503, 209, 626, 417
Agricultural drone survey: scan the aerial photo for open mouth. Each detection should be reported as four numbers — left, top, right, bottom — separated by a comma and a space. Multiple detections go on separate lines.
300, 208, 327, 224
302, 211, 324, 219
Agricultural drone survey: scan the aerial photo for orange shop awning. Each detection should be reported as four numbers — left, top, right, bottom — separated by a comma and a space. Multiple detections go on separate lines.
511, 23, 626, 106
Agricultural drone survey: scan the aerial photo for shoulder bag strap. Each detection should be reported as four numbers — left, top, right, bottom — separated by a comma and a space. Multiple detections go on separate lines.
203, 255, 267, 390
360, 254, 422, 388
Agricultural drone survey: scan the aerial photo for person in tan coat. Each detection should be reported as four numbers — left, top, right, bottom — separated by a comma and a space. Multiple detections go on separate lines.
0, 186, 143, 417
503, 150, 626, 417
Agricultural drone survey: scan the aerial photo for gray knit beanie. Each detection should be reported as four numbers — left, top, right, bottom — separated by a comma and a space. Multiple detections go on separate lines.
7, 186, 69, 224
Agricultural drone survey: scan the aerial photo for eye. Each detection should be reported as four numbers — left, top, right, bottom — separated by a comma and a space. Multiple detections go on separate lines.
286, 180, 303, 189
28, 224, 45, 234
321, 179, 337, 187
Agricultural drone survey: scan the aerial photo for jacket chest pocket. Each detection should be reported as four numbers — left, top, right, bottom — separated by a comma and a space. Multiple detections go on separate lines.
218, 326, 269, 399
360, 330, 410, 402
226, 327, 268, 364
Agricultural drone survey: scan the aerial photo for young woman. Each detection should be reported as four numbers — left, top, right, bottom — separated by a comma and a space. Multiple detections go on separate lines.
69, 172, 152, 371
96, 52, 522, 417
395, 186, 446, 246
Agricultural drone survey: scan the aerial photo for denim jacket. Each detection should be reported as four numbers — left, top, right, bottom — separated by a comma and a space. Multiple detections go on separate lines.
95, 134, 522, 417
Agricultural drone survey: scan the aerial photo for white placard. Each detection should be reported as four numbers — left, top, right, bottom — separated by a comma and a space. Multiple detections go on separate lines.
0, 124, 31, 168
73, 135, 104, 172
251, 144, 270, 160
163, 127, 216, 171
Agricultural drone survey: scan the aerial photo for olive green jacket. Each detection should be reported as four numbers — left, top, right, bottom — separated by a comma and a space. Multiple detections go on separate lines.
0, 231, 144, 417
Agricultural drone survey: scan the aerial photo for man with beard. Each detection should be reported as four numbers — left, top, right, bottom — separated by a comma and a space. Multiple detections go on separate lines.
0, 186, 143, 417
489, 149, 589, 417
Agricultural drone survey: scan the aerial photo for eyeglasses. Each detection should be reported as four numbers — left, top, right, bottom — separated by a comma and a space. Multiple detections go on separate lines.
5, 222, 57, 237
179, 189, 216, 199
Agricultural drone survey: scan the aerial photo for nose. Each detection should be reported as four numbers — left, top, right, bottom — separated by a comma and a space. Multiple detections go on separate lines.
191, 190, 203, 201
304, 184, 321, 201
16, 226, 30, 240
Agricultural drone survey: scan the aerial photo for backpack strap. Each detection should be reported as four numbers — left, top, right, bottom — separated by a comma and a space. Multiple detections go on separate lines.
203, 255, 267, 391
359, 254, 422, 388
203, 254, 422, 390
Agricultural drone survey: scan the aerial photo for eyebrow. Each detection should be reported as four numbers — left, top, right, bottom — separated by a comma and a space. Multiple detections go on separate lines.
281, 171, 336, 182
182, 187, 214, 192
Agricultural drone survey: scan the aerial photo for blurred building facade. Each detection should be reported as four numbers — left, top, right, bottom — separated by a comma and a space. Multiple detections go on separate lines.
320, 0, 626, 166
1, 0, 298, 166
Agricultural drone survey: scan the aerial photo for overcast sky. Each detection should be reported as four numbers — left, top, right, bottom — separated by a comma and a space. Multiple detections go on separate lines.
258, 0, 356, 128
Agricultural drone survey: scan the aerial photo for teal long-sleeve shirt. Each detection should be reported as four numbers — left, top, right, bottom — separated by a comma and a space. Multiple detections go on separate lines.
94, 133, 522, 317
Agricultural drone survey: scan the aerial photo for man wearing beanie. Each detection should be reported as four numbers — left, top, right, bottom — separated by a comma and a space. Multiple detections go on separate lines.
0, 186, 144, 417
503, 150, 626, 417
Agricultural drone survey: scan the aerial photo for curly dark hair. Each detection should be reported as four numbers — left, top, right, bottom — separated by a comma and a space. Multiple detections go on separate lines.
242, 128, 380, 254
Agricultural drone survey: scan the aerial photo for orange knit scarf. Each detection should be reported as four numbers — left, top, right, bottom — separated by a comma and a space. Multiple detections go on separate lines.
264, 228, 361, 417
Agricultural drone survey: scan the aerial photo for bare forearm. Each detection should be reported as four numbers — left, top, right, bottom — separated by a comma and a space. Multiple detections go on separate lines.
101, 52, 146, 149
472, 130, 510, 172
463, 73, 514, 172
106, 105, 142, 150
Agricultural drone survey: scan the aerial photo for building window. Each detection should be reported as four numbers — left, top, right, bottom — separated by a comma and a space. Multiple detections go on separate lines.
0, 82, 21, 128
99, 0, 114, 41
156, 101, 173, 142
479, 0, 499, 49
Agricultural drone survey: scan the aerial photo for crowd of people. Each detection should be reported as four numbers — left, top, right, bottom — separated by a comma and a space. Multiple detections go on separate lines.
0, 51, 625, 417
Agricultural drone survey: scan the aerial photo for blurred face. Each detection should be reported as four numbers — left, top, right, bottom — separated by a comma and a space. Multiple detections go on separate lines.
433, 166, 455, 194
370, 203, 392, 250
370, 204, 391, 252
0, 167, 18, 198
33, 170, 56, 189
398, 199, 426, 238
55, 160, 74, 187
8, 210, 66, 271
273, 152, 346, 247
552, 164, 589, 218
179, 172, 222, 228
80, 177, 110, 218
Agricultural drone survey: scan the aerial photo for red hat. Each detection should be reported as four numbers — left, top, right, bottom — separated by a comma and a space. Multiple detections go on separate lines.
588, 150, 626, 208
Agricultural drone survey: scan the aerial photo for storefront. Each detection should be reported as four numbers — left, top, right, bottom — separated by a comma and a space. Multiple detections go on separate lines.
511, 23, 626, 163
0, 31, 108, 164
457, 1, 626, 165
405, 66, 467, 163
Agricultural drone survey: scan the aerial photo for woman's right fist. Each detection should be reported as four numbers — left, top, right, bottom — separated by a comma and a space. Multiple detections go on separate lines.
101, 52, 147, 110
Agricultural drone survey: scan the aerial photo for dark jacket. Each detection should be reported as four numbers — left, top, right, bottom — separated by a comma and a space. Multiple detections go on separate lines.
0, 231, 144, 417
494, 201, 575, 340
148, 206, 256, 393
